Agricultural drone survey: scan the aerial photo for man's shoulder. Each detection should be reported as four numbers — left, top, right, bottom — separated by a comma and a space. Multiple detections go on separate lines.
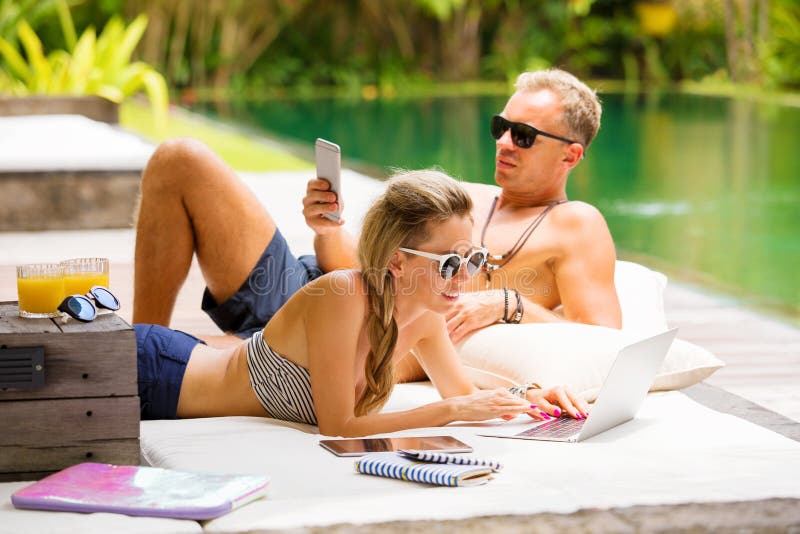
552, 200, 608, 228
547, 200, 613, 247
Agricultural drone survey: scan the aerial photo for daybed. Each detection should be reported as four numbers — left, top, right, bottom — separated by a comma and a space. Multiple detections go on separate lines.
3, 171, 800, 533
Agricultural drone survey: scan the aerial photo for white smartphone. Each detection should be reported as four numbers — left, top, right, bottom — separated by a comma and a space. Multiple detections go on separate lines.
319, 435, 473, 457
315, 138, 342, 223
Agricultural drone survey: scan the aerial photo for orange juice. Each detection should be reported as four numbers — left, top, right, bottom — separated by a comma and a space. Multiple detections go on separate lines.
17, 277, 65, 316
61, 258, 109, 296
64, 273, 110, 296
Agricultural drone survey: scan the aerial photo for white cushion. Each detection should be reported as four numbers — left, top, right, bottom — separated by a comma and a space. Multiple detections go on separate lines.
615, 260, 669, 335
0, 115, 155, 172
457, 323, 724, 401
137, 387, 800, 531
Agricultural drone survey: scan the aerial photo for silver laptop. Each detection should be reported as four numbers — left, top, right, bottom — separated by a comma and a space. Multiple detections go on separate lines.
480, 329, 678, 443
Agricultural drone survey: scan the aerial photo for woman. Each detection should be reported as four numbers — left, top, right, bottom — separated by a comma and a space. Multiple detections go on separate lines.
136, 170, 589, 436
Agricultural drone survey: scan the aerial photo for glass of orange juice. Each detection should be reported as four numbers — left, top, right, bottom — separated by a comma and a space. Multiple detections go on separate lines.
62, 258, 110, 296
16, 263, 65, 318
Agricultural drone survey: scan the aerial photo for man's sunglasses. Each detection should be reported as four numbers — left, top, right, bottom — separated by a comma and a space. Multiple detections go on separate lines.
399, 247, 488, 280
58, 286, 120, 322
490, 114, 580, 149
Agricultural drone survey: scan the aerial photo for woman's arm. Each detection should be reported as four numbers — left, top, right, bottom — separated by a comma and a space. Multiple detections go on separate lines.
414, 312, 588, 422
412, 312, 478, 398
306, 280, 531, 437
317, 389, 533, 437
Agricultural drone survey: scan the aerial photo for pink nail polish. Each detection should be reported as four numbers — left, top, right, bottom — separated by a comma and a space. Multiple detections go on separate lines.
540, 412, 551, 420
553, 408, 561, 417
576, 414, 583, 420
530, 405, 537, 409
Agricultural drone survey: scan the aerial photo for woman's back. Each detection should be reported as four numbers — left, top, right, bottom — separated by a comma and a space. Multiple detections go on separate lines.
262, 269, 369, 371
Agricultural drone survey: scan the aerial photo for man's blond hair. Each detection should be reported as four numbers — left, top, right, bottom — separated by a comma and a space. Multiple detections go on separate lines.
515, 69, 601, 148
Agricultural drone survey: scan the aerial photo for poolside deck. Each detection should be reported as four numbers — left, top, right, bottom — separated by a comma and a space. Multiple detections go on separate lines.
0, 170, 798, 424
664, 283, 800, 422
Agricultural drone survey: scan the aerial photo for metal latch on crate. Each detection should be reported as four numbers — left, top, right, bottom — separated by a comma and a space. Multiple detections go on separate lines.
0, 346, 45, 389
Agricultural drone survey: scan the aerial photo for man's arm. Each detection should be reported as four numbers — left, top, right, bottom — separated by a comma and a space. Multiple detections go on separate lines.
549, 202, 621, 328
446, 202, 621, 343
302, 178, 359, 272
313, 231, 359, 272
446, 288, 565, 343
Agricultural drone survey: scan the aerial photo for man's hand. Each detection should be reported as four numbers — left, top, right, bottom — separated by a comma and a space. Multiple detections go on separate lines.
446, 290, 505, 344
303, 178, 344, 235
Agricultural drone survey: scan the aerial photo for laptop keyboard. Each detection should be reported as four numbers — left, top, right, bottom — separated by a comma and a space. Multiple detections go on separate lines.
518, 417, 586, 439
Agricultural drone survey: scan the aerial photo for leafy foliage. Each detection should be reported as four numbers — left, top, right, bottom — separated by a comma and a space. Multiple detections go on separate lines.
4, 0, 798, 94
0, 0, 78, 43
0, 0, 167, 126
764, 2, 800, 87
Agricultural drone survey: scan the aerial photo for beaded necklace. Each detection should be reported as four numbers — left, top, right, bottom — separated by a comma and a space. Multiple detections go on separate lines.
480, 196, 568, 286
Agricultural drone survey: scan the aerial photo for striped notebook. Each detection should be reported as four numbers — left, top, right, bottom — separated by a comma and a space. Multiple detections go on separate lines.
354, 451, 500, 487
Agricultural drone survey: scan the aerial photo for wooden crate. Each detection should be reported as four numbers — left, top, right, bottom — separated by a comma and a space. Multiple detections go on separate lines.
0, 301, 139, 481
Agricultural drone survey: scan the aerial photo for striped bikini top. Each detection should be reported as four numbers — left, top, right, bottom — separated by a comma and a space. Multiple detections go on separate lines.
245, 331, 317, 425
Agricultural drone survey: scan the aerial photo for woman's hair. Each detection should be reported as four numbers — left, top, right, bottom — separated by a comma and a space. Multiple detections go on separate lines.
355, 169, 472, 416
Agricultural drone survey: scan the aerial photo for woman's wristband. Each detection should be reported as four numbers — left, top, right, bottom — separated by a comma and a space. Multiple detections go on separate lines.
508, 382, 541, 399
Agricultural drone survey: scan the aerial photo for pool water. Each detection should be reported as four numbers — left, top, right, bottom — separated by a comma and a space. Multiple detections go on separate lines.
192, 92, 800, 318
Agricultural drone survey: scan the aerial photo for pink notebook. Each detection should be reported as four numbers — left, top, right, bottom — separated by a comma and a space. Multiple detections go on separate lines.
11, 463, 270, 520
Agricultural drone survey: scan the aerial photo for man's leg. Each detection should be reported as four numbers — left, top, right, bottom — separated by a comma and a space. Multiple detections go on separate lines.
133, 138, 277, 327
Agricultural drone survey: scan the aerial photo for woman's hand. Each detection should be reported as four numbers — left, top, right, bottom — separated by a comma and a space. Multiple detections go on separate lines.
449, 388, 535, 422
527, 385, 590, 420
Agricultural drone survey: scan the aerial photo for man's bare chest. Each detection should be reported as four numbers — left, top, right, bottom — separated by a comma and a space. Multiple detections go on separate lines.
470, 218, 561, 303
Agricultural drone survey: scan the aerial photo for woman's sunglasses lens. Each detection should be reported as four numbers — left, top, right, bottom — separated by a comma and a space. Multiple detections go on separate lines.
60, 296, 96, 321
467, 251, 487, 275
441, 256, 461, 280
90, 286, 120, 310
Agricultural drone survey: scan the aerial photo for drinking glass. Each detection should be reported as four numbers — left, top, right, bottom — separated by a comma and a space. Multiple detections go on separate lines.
62, 257, 110, 296
16, 263, 65, 318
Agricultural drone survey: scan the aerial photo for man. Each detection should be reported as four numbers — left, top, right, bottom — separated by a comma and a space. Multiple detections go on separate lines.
133, 68, 621, 353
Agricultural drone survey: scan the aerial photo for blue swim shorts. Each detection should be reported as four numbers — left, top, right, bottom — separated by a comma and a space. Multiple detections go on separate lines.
201, 228, 323, 338
135, 324, 205, 420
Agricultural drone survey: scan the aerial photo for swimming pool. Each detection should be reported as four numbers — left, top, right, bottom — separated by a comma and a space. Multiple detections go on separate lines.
191, 92, 800, 319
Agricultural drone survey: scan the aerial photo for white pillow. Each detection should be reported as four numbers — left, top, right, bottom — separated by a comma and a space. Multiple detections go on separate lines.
615, 260, 669, 335
553, 260, 667, 334
457, 323, 724, 402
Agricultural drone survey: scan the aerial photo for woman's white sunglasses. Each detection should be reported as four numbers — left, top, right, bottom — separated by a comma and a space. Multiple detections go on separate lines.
399, 247, 488, 280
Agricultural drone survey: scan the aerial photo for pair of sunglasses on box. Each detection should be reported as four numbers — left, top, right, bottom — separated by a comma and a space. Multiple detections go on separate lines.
490, 114, 580, 149
58, 286, 120, 322
399, 247, 488, 280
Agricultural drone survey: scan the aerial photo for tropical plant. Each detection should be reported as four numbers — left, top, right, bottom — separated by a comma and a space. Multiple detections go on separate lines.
21, 0, 795, 94
0, 0, 167, 125
0, 0, 79, 43
763, 1, 800, 87
128, 0, 309, 92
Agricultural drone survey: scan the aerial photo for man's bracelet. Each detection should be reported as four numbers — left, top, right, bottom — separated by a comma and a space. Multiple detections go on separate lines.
510, 289, 523, 324
501, 287, 510, 323
508, 382, 541, 399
